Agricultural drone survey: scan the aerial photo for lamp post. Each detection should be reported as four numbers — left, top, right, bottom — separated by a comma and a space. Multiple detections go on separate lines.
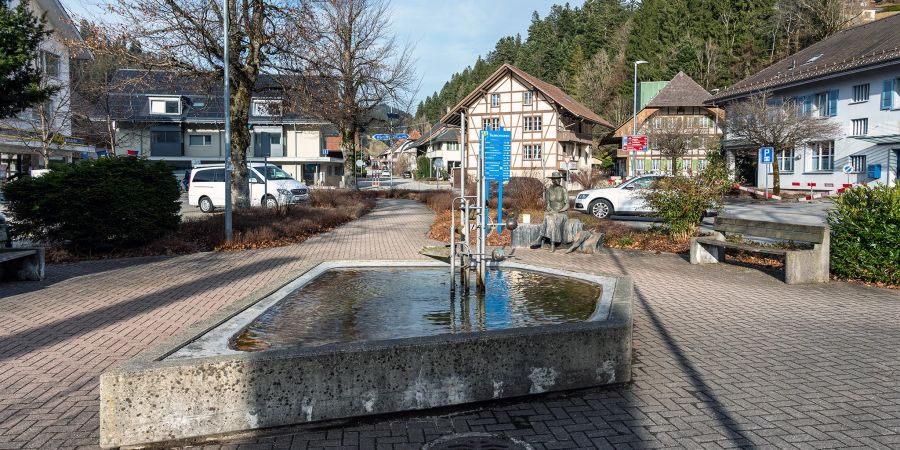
631, 60, 648, 178
223, 0, 233, 241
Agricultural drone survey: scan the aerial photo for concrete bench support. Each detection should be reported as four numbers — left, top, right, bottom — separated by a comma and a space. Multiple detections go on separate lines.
0, 248, 45, 281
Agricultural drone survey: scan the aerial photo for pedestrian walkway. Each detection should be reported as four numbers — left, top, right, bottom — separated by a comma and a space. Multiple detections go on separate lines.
1, 199, 898, 449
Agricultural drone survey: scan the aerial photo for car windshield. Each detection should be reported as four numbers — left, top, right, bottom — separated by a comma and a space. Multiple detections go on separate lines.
260, 166, 294, 181
624, 176, 657, 189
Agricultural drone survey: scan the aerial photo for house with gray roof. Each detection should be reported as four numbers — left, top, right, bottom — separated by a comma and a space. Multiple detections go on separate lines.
607, 72, 723, 177
412, 124, 461, 177
106, 69, 344, 185
710, 13, 900, 190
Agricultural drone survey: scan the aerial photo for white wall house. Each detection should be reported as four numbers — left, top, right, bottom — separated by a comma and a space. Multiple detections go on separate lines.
713, 14, 900, 191
0, 0, 93, 179
412, 124, 460, 178
440, 64, 613, 186
105, 70, 344, 185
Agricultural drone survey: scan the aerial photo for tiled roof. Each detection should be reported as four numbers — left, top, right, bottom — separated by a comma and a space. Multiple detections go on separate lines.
646, 72, 711, 107
411, 123, 459, 148
711, 14, 900, 102
441, 64, 613, 128
101, 69, 327, 124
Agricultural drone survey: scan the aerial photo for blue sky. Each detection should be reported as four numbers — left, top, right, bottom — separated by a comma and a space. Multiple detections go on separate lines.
65, 0, 575, 109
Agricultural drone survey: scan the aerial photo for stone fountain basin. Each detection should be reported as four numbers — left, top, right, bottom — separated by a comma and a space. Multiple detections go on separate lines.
99, 260, 632, 448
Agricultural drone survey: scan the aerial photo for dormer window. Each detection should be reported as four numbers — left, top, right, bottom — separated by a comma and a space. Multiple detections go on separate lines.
252, 99, 282, 116
803, 53, 823, 65
149, 97, 181, 115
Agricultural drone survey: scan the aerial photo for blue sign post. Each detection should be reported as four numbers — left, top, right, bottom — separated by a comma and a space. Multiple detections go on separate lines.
759, 147, 774, 200
372, 134, 391, 141
482, 129, 512, 232
393, 133, 409, 140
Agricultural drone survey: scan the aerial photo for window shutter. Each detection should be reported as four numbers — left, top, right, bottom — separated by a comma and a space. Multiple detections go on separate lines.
827, 89, 838, 116
882, 80, 894, 110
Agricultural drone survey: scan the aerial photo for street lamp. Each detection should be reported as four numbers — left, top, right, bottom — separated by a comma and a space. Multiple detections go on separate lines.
631, 60, 648, 178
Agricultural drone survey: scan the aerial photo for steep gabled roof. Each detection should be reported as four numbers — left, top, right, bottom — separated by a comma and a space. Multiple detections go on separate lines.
440, 64, 613, 128
411, 123, 459, 148
710, 14, 900, 102
647, 72, 711, 107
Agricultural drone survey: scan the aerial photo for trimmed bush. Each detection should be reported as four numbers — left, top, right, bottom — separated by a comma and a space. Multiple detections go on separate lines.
2, 156, 181, 251
415, 155, 429, 179
827, 184, 899, 285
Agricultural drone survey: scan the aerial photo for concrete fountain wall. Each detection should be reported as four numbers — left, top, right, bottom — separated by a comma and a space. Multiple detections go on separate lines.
99, 260, 633, 448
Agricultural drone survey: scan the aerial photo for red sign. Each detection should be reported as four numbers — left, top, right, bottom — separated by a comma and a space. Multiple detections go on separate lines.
623, 135, 648, 152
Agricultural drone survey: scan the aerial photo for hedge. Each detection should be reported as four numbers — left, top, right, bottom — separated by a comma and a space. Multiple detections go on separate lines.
827, 184, 899, 285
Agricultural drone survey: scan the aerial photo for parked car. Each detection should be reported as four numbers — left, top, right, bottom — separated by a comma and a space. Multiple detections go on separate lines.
402, 170, 412, 179
573, 175, 666, 219
379, 170, 391, 179
188, 163, 309, 213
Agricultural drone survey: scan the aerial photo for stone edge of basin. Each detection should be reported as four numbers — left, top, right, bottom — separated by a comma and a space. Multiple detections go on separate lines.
99, 260, 634, 448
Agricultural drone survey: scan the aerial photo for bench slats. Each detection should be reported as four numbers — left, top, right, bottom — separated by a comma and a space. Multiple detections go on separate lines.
694, 238, 788, 256
0, 250, 37, 263
714, 217, 826, 243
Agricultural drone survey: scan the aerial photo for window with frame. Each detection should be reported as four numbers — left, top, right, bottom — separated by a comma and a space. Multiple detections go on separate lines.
651, 159, 660, 172
814, 90, 838, 117
777, 149, 795, 172
523, 116, 542, 132
252, 99, 282, 116
490, 94, 500, 108
151, 130, 180, 144
522, 91, 533, 106
40, 51, 60, 78
850, 155, 866, 173
188, 135, 212, 146
682, 159, 691, 173
852, 84, 869, 103
523, 144, 542, 160
483, 117, 499, 131
811, 141, 835, 171
149, 98, 180, 115
852, 118, 868, 136
698, 159, 709, 171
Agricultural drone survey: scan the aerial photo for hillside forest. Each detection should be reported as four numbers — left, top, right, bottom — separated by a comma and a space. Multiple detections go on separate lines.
415, 0, 870, 128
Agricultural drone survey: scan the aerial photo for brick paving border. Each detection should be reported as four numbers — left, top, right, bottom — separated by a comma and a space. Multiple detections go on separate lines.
1, 199, 899, 449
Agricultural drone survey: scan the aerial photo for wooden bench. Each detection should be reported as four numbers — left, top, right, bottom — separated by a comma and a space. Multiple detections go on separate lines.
0, 247, 45, 281
690, 218, 829, 284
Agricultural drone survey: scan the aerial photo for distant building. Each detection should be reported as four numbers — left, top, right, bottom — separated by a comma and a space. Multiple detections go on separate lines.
440, 64, 613, 184
412, 124, 460, 177
104, 70, 345, 186
0, 0, 94, 180
710, 14, 900, 190
608, 72, 723, 177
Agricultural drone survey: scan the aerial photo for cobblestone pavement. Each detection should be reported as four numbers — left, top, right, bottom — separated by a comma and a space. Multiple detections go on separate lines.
2, 199, 899, 449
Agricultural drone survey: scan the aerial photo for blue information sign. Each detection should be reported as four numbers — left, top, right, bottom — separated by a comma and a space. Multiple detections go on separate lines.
372, 134, 391, 141
393, 133, 409, 140
482, 129, 511, 232
759, 147, 774, 164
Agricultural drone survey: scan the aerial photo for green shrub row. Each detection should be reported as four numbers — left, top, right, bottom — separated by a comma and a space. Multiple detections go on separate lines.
827, 184, 899, 285
2, 157, 181, 252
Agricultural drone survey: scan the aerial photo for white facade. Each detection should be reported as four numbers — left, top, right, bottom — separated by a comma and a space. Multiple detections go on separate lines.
753, 65, 899, 190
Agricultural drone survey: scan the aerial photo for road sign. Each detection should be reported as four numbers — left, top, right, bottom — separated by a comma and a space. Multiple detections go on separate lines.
482, 129, 511, 183
322, 148, 330, 156
355, 159, 365, 168
393, 133, 409, 140
372, 134, 391, 141
563, 155, 572, 164
842, 164, 854, 174
760, 147, 774, 164
623, 135, 648, 152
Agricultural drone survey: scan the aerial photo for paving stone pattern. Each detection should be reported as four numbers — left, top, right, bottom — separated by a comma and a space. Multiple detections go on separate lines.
1, 199, 899, 449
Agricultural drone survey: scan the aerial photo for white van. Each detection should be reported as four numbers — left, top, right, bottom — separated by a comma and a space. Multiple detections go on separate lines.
188, 163, 309, 213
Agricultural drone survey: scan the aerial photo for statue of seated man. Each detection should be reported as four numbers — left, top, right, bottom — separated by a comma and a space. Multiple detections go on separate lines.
530, 171, 569, 252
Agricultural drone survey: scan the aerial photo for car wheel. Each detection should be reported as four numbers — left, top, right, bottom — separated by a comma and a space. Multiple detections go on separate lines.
589, 199, 613, 219
199, 196, 214, 213
264, 195, 278, 209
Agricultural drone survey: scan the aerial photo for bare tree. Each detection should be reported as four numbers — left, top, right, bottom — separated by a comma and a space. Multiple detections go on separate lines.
109, 0, 309, 207
645, 115, 705, 174
726, 93, 842, 194
295, 0, 416, 188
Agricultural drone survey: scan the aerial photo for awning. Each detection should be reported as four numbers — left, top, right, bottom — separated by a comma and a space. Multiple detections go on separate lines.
854, 134, 900, 145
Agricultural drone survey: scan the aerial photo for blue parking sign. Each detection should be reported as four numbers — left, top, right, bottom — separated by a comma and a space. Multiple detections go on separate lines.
759, 147, 774, 164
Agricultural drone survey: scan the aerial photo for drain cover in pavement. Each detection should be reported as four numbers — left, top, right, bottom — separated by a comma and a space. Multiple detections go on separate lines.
424, 433, 531, 450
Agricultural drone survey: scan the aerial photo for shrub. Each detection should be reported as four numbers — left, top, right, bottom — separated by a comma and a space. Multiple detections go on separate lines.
503, 176, 545, 212
639, 155, 730, 238
415, 155, 429, 179
569, 168, 604, 190
827, 184, 899, 285
2, 156, 181, 251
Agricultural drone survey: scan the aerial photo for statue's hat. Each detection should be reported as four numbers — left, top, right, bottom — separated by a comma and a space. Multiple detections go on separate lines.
547, 171, 564, 179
